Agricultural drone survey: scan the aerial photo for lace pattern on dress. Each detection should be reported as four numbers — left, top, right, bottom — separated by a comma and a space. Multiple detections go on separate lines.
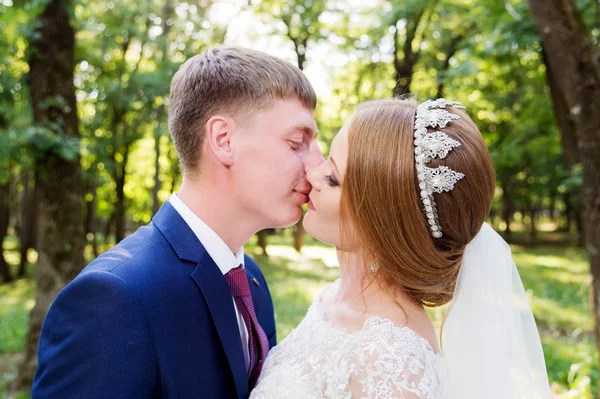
250, 282, 445, 399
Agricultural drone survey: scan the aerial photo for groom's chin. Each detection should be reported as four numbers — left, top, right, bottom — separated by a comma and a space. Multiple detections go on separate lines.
266, 207, 303, 229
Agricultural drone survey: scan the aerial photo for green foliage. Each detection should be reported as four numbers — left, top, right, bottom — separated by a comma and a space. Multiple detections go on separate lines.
1, 0, 578, 236
1, 234, 593, 396
0, 0, 596, 394
0, 279, 34, 354
254, 237, 597, 396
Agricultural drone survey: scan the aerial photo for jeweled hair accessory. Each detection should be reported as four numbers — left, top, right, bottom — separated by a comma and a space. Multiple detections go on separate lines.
414, 99, 465, 238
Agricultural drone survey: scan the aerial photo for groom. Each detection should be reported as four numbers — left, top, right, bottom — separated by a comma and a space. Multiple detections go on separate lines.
32, 47, 323, 398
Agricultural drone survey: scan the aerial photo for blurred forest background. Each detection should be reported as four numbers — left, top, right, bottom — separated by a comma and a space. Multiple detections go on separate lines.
1, 0, 599, 397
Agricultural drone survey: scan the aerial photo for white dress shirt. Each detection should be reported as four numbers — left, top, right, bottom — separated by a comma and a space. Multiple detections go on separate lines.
169, 192, 250, 370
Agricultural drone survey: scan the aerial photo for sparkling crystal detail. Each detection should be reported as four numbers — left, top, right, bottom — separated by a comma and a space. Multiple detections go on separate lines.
413, 99, 466, 238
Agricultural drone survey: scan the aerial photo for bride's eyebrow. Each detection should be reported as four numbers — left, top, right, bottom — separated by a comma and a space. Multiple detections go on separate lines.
330, 156, 341, 177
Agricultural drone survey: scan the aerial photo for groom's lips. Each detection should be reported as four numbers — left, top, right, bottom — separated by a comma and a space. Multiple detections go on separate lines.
292, 190, 309, 203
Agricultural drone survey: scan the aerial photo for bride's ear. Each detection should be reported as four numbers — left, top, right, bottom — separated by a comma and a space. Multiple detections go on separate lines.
205, 115, 235, 167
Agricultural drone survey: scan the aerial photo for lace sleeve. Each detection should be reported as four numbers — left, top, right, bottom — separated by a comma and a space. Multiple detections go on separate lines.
346, 318, 442, 399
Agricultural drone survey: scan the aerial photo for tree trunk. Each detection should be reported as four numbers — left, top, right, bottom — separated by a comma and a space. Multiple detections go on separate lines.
114, 147, 128, 243
0, 115, 11, 284
392, 2, 436, 96
150, 0, 173, 216
105, 210, 115, 243
293, 212, 305, 252
290, 37, 307, 71
152, 129, 162, 216
19, 172, 38, 277
529, 208, 537, 243
522, 168, 537, 243
257, 230, 268, 256
541, 48, 580, 167
548, 191, 557, 224
0, 177, 12, 283
17, 0, 84, 388
527, 0, 600, 372
392, 16, 420, 96
436, 26, 471, 98
84, 177, 98, 257
167, 144, 180, 194
563, 192, 573, 232
575, 206, 585, 246
287, 33, 308, 252
501, 184, 513, 236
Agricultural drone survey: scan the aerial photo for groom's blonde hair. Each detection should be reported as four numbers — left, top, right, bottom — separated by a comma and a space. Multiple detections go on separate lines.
169, 47, 316, 174
341, 98, 496, 307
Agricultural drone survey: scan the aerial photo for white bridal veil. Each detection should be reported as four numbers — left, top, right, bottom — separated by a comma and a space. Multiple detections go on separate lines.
442, 223, 552, 399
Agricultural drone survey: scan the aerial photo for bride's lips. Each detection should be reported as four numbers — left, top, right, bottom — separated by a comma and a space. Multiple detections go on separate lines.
293, 190, 309, 203
307, 197, 315, 211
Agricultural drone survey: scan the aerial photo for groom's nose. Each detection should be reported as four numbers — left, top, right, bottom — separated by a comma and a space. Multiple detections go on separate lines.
304, 140, 325, 172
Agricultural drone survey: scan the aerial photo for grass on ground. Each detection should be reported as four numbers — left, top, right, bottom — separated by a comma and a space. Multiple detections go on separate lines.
0, 228, 596, 398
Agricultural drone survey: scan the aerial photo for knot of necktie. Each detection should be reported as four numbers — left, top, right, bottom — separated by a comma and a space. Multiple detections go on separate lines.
225, 265, 251, 298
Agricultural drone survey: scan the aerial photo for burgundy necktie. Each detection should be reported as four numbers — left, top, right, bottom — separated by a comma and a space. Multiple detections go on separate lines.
224, 265, 269, 388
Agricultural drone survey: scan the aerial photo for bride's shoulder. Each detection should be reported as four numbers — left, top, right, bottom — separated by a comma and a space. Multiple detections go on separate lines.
354, 317, 439, 355
347, 319, 444, 399
313, 279, 340, 306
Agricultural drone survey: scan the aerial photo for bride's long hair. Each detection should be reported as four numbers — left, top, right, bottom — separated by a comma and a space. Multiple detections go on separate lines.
340, 98, 496, 307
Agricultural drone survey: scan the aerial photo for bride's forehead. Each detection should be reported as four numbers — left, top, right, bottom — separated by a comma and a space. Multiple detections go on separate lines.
332, 125, 349, 148
330, 130, 349, 164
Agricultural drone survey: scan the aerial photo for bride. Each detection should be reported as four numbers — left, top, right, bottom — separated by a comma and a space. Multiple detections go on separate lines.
249, 98, 551, 398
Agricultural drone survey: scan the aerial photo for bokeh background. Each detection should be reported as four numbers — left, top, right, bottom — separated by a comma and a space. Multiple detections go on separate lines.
1, 0, 599, 397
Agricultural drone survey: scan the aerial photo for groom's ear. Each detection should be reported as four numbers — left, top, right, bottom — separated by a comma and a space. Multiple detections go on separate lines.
205, 115, 235, 167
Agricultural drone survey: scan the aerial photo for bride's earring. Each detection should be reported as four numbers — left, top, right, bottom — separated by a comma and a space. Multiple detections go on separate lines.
370, 260, 379, 273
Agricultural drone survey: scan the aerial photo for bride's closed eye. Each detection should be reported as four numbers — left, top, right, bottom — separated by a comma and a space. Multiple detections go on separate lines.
325, 175, 339, 187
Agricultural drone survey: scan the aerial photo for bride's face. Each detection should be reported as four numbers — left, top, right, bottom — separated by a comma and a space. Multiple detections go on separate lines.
303, 124, 349, 248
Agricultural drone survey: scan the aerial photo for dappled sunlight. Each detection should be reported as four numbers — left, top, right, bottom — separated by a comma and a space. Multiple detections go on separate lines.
0, 237, 594, 395
4, 251, 20, 265
263, 244, 340, 269
23, 299, 35, 311
542, 335, 596, 398
541, 268, 590, 286
246, 239, 597, 396
530, 295, 593, 333
515, 252, 588, 272
0, 279, 35, 309
0, 296, 20, 307
246, 244, 339, 340
0, 279, 35, 354
300, 245, 339, 268
262, 245, 306, 262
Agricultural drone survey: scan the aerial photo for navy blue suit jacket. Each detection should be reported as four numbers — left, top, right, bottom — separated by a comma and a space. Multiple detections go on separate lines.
32, 201, 277, 399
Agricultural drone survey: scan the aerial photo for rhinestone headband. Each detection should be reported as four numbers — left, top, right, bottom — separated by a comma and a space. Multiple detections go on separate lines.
414, 99, 465, 238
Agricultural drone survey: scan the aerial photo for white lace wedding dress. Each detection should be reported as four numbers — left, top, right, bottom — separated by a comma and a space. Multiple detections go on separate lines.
250, 281, 446, 399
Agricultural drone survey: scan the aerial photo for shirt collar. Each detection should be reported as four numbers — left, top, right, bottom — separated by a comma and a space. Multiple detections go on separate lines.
169, 192, 244, 275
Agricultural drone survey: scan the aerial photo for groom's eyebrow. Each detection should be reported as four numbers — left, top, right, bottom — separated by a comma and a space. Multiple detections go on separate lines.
291, 124, 318, 139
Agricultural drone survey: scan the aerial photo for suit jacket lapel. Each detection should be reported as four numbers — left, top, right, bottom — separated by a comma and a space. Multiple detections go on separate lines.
152, 201, 204, 263
191, 255, 248, 399
153, 202, 248, 399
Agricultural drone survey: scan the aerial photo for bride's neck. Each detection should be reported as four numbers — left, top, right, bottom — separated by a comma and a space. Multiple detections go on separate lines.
334, 249, 421, 314
335, 249, 381, 304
